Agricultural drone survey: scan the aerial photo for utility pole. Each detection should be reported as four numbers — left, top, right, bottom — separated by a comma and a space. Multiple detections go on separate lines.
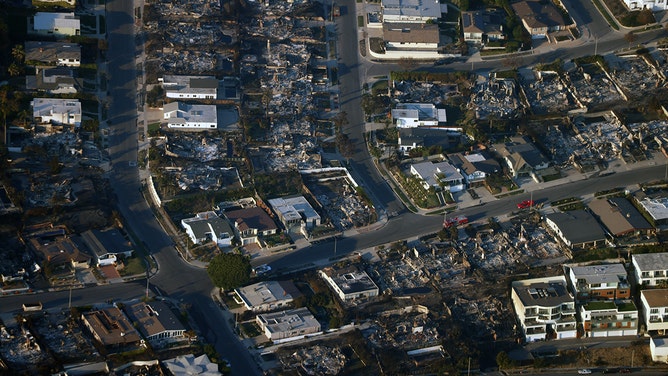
594, 37, 598, 56
631, 349, 634, 368
467, 357, 471, 376
68, 286, 72, 309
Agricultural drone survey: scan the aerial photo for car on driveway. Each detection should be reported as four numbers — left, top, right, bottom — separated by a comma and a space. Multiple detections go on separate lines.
517, 200, 534, 209
578, 370, 592, 375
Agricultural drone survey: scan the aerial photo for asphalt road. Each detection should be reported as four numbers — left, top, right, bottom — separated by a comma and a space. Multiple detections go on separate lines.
337, 0, 406, 218
100, 1, 260, 374
260, 164, 668, 271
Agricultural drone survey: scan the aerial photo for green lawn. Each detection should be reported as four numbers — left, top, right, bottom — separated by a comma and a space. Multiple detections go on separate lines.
119, 257, 146, 276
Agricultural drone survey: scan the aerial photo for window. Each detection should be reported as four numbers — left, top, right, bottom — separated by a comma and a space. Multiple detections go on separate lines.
651, 308, 659, 314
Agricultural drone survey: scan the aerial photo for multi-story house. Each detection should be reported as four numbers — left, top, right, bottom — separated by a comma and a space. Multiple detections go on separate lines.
224, 207, 278, 246
319, 265, 380, 303
632, 252, 668, 287
567, 264, 631, 302
640, 289, 668, 333
579, 300, 638, 337
511, 276, 577, 342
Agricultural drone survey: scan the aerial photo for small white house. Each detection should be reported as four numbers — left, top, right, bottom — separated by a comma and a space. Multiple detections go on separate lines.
181, 211, 233, 247
31, 12, 80, 37
31, 98, 81, 128
410, 160, 465, 192
391, 103, 447, 128
651, 337, 668, 362
623, 0, 668, 11
163, 102, 218, 129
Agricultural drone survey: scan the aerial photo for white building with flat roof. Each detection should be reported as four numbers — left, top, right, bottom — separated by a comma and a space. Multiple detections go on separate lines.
391, 103, 447, 127
637, 196, 668, 225
163, 102, 218, 129
161, 75, 218, 99
381, 0, 443, 23
511, 276, 577, 342
319, 267, 379, 302
622, 0, 668, 11
256, 308, 321, 341
632, 253, 668, 287
31, 12, 80, 37
640, 289, 668, 333
268, 196, 321, 233
234, 280, 301, 312
31, 98, 81, 127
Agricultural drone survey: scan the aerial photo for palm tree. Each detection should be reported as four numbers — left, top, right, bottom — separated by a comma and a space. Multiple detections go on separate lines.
11, 44, 24, 63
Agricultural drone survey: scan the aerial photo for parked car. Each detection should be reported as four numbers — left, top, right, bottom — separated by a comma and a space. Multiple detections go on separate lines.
253, 264, 271, 275
578, 370, 592, 375
603, 368, 618, 374
619, 369, 631, 374
517, 200, 534, 209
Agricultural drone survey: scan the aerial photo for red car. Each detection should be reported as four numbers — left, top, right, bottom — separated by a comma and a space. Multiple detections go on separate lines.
517, 200, 534, 209
444, 216, 468, 228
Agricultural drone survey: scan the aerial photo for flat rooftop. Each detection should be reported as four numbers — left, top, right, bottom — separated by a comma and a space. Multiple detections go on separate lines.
512, 277, 573, 308
235, 280, 300, 309
569, 263, 628, 285
633, 252, 668, 271
642, 289, 668, 307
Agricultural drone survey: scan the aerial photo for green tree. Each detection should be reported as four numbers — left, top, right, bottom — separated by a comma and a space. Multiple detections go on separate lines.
207, 253, 251, 291
496, 350, 516, 370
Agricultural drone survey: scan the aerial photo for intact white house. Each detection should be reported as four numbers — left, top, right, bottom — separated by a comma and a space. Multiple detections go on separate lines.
650, 337, 668, 362
234, 280, 301, 312
623, 0, 668, 11
181, 211, 233, 247
268, 196, 321, 234
31, 12, 80, 37
391, 103, 447, 127
256, 308, 321, 341
636, 196, 668, 226
511, 276, 577, 342
163, 102, 218, 129
161, 75, 218, 99
632, 252, 668, 287
31, 98, 81, 128
319, 266, 380, 303
381, 0, 442, 23
410, 160, 465, 192
640, 289, 668, 333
